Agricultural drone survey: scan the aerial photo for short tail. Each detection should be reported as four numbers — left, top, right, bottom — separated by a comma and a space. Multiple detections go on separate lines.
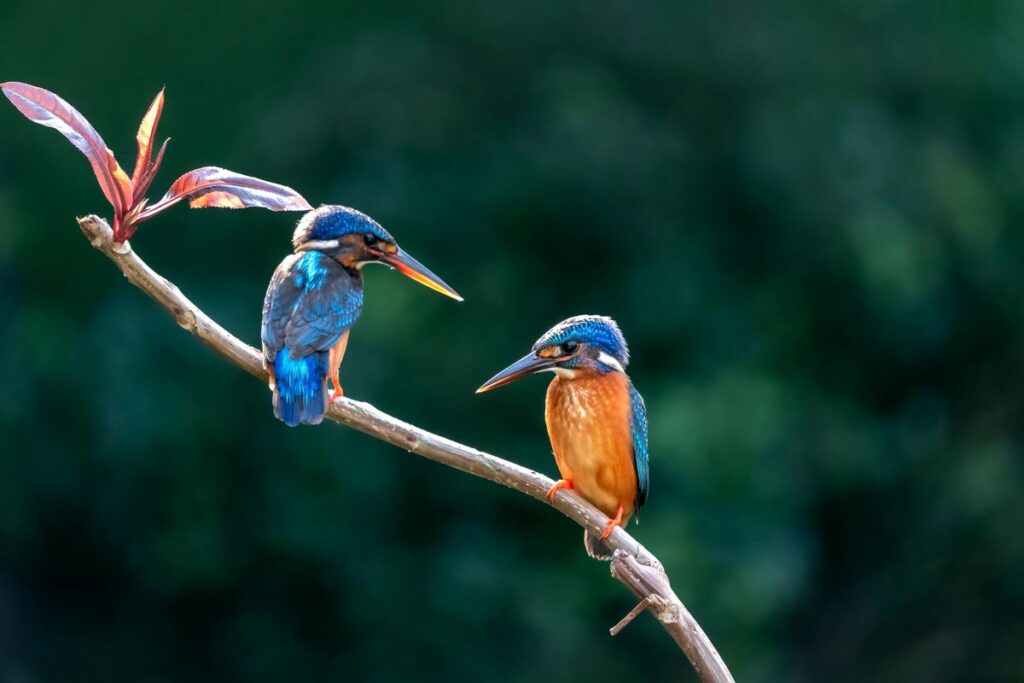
272, 347, 329, 427
583, 530, 614, 560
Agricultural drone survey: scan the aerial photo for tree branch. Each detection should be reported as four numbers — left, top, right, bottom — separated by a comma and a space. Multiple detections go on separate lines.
76, 214, 735, 683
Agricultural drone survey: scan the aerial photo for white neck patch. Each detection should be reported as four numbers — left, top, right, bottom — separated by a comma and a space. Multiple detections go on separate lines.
597, 351, 625, 373
296, 239, 341, 252
551, 367, 578, 379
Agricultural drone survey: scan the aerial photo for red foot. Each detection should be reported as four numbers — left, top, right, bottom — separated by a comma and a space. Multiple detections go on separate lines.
546, 479, 573, 500
600, 504, 625, 540
330, 374, 344, 401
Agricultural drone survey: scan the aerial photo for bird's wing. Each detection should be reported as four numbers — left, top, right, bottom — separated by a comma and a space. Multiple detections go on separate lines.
629, 381, 650, 509
261, 254, 303, 363
284, 268, 363, 357
261, 252, 363, 361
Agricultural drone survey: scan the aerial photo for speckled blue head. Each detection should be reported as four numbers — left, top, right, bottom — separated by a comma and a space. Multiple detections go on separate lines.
286, 204, 463, 301
533, 315, 629, 370
292, 205, 393, 249
477, 315, 630, 393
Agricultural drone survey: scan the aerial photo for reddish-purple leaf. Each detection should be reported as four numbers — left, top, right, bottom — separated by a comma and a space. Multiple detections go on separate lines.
1, 82, 132, 216
134, 136, 170, 202
145, 166, 312, 218
131, 88, 165, 200
189, 191, 246, 209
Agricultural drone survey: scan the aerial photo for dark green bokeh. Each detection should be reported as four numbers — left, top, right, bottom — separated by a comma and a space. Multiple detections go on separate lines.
2, 2, 1023, 681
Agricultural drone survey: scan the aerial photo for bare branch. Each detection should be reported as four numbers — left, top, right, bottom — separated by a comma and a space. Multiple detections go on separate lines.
610, 595, 656, 636
76, 214, 735, 683
610, 551, 730, 680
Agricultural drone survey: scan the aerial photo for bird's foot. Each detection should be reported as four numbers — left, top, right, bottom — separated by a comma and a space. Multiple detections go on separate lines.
330, 374, 344, 401
546, 479, 574, 500
600, 504, 625, 540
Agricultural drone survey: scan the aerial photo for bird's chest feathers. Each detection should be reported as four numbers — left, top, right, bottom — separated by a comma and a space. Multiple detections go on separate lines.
545, 371, 635, 513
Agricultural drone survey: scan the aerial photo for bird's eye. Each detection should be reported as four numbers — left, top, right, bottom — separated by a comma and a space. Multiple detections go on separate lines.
363, 233, 379, 247
561, 341, 579, 354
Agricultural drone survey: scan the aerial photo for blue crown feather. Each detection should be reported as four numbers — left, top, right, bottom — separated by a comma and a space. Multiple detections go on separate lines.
292, 205, 393, 248
533, 315, 629, 367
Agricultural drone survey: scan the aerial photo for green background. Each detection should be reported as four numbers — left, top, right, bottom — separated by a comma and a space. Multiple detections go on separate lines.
1, 2, 1022, 681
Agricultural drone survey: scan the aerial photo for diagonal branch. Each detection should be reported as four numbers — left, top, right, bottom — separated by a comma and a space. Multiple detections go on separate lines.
76, 214, 735, 683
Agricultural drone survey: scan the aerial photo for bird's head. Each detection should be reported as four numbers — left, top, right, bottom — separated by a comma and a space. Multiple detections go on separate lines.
477, 315, 628, 393
292, 205, 462, 301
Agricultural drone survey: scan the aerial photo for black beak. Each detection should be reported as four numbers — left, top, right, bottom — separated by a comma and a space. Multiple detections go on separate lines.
476, 352, 559, 393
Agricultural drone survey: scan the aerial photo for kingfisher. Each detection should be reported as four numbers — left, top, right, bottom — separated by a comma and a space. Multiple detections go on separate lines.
477, 315, 648, 559
262, 205, 462, 426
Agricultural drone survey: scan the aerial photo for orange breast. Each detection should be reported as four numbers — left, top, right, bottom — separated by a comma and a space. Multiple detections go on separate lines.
545, 371, 637, 521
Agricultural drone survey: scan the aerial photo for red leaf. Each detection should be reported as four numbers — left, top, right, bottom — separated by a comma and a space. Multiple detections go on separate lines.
1, 81, 132, 217
145, 166, 312, 218
189, 191, 246, 209
131, 88, 165, 200
134, 137, 170, 202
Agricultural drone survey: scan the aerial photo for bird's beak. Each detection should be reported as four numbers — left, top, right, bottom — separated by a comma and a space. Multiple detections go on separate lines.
379, 248, 463, 301
476, 351, 558, 393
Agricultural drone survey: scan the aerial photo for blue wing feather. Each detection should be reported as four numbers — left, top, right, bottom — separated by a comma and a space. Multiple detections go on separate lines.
628, 381, 649, 510
284, 278, 362, 356
262, 251, 363, 360
262, 254, 302, 362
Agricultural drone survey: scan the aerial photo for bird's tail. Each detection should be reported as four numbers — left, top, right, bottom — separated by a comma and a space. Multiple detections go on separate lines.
272, 347, 329, 427
583, 530, 614, 560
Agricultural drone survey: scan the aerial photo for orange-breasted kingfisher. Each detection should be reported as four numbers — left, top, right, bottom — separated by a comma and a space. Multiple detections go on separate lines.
477, 315, 649, 559
262, 205, 462, 427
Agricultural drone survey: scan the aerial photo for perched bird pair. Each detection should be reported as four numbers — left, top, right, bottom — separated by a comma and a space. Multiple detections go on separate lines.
261, 206, 648, 559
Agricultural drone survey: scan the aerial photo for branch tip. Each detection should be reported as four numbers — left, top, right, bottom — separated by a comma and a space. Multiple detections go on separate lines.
610, 595, 654, 636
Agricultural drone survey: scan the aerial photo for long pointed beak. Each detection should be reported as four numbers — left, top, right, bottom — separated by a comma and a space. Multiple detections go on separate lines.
380, 248, 463, 301
476, 352, 558, 393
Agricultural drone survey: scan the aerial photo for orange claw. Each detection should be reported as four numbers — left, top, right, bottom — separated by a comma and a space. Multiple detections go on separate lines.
600, 504, 625, 540
546, 479, 573, 500
330, 372, 344, 401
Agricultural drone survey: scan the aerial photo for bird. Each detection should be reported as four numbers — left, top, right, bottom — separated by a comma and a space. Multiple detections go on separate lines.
262, 205, 462, 426
476, 315, 648, 559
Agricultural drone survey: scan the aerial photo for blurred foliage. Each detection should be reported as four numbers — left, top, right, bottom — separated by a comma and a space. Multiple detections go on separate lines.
1, 1, 1023, 681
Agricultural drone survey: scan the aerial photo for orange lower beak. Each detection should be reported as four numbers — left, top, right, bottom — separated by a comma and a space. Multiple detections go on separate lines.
380, 248, 463, 301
